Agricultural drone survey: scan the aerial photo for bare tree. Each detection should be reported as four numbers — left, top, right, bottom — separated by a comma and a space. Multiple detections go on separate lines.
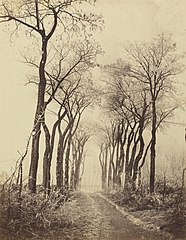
0, 0, 102, 192
125, 34, 184, 192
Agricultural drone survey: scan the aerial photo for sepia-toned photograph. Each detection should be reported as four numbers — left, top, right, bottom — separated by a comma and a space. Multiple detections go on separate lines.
0, 0, 186, 239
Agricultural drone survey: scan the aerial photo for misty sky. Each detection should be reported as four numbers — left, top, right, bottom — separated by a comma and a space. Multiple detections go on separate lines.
0, 0, 186, 187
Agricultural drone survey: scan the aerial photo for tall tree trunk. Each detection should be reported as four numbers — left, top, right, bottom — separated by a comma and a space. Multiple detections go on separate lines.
124, 124, 136, 190
99, 146, 106, 191
64, 132, 72, 188
56, 135, 65, 189
132, 119, 145, 189
108, 159, 112, 190
117, 137, 125, 188
74, 151, 82, 190
42, 121, 51, 192
104, 148, 108, 191
124, 165, 131, 191
28, 38, 48, 193
150, 100, 157, 193
132, 136, 144, 189
115, 135, 120, 187
70, 157, 75, 190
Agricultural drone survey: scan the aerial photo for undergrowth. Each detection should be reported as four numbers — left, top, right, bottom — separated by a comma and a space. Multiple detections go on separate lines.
0, 186, 72, 240
105, 177, 186, 239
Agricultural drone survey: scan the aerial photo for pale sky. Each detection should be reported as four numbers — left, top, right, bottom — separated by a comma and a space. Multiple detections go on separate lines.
0, 0, 186, 186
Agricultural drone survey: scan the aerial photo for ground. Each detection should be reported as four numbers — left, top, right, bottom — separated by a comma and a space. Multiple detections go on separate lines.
44, 192, 174, 240
1, 191, 182, 240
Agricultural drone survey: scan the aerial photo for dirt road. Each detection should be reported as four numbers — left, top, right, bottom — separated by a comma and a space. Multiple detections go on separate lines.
88, 193, 167, 240
44, 192, 171, 240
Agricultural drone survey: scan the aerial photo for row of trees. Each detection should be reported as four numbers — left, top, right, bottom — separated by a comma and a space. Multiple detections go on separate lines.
99, 35, 184, 193
0, 0, 103, 193
0, 1, 184, 197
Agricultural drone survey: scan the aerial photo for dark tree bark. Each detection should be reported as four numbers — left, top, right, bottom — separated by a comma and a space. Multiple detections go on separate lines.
150, 100, 157, 193
56, 135, 64, 189
42, 119, 51, 192
64, 130, 72, 188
